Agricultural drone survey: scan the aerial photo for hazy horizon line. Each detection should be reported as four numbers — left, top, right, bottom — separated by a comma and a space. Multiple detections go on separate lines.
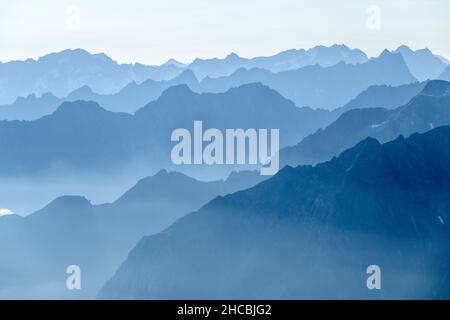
1, 43, 448, 67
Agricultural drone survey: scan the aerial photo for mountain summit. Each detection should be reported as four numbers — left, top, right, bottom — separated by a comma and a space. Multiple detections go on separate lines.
394, 45, 447, 81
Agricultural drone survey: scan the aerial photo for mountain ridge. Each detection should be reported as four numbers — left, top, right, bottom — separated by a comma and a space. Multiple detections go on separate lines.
0, 168, 266, 299
99, 125, 450, 299
280, 80, 450, 167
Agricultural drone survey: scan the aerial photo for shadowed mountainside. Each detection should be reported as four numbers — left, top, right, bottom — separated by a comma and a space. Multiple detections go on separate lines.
100, 126, 450, 299
0, 169, 265, 299
280, 80, 450, 167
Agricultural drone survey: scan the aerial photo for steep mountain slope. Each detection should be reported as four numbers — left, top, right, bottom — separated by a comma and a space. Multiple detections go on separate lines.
0, 45, 368, 112
0, 92, 62, 121
280, 80, 450, 167
100, 126, 450, 299
335, 81, 426, 113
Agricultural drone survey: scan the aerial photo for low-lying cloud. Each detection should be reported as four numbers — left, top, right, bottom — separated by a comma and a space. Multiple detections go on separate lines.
0, 208, 13, 217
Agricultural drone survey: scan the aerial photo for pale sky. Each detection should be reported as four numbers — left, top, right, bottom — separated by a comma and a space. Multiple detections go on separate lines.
0, 0, 449, 65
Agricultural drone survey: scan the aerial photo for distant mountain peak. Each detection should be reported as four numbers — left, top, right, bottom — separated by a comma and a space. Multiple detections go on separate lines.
395, 45, 433, 55
67, 85, 94, 97
149, 170, 200, 183
224, 82, 277, 97
162, 58, 186, 68
332, 136, 381, 172
395, 45, 413, 52
378, 49, 398, 59
159, 84, 194, 99
114, 169, 220, 206
393, 45, 446, 81
226, 52, 241, 60
225, 170, 258, 183
52, 100, 108, 117
41, 92, 58, 99
32, 195, 92, 218
437, 55, 450, 64
177, 69, 198, 81
51, 195, 91, 206
331, 43, 350, 49
39, 48, 89, 58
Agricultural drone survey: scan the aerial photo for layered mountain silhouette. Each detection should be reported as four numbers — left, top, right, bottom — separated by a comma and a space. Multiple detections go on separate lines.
0, 45, 368, 108
4, 46, 444, 120
394, 45, 447, 81
280, 80, 450, 167
198, 50, 417, 109
0, 169, 265, 299
0, 70, 199, 120
0, 83, 336, 177
439, 65, 450, 82
0, 49, 184, 105
0, 75, 424, 123
3, 43, 450, 301
188, 44, 369, 79
0, 75, 426, 122
162, 58, 187, 68
100, 126, 450, 299
1, 45, 447, 112
0, 92, 61, 121
65, 70, 199, 113
0, 51, 411, 120
438, 55, 450, 64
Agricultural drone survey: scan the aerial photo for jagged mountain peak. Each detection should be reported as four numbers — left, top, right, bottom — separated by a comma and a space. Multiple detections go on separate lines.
161, 58, 187, 68
30, 195, 92, 219
158, 83, 195, 100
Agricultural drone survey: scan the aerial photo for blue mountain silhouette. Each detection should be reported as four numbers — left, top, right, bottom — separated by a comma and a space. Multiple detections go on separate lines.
99, 125, 450, 299
188, 45, 369, 79
0, 169, 265, 299
439, 65, 450, 82
335, 81, 426, 113
198, 50, 417, 109
1, 46, 433, 120
0, 83, 336, 176
394, 45, 447, 81
280, 80, 450, 167
66, 69, 199, 113
0, 49, 184, 104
